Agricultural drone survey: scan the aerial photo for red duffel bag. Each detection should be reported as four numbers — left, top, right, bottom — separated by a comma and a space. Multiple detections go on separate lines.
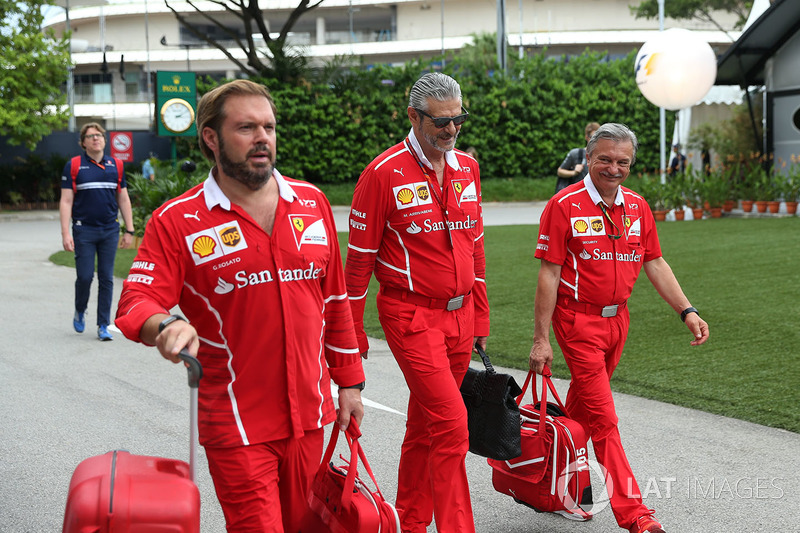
304, 418, 400, 533
488, 368, 593, 522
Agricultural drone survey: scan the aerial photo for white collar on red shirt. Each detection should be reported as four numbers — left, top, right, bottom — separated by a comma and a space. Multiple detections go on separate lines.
407, 128, 461, 172
203, 168, 298, 212
583, 175, 624, 207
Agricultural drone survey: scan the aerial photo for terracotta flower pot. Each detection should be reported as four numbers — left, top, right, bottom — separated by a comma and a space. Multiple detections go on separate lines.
692, 208, 704, 220
741, 200, 754, 213
723, 200, 735, 212
710, 207, 723, 218
673, 209, 685, 221
653, 210, 668, 222
755, 200, 768, 213
786, 201, 798, 215
768, 201, 781, 214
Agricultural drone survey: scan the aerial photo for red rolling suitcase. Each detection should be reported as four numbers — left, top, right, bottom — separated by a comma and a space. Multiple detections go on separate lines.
63, 352, 203, 532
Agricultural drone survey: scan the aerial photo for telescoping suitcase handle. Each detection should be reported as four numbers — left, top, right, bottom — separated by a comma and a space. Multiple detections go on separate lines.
178, 349, 202, 483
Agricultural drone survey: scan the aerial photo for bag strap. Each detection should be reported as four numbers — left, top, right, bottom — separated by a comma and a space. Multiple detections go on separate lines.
318, 418, 379, 508
473, 343, 495, 375
517, 368, 571, 429
70, 156, 81, 194
344, 420, 387, 502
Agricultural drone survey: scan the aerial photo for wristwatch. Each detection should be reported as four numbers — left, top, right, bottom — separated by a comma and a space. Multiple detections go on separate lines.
339, 381, 366, 391
124, 229, 135, 235
680, 307, 699, 322
158, 314, 187, 333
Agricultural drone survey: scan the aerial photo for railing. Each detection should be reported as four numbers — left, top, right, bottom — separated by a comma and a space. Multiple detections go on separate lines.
73, 90, 153, 105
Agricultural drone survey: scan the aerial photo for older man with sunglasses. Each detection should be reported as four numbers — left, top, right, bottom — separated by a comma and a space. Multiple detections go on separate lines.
529, 123, 709, 533
345, 72, 488, 532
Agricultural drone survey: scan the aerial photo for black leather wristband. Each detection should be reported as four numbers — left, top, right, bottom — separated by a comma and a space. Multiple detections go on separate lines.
125, 229, 135, 235
680, 307, 699, 322
339, 381, 366, 391
158, 314, 186, 333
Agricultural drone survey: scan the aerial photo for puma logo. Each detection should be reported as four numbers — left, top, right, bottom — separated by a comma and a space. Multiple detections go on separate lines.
572, 203, 582, 210
393, 168, 405, 177
184, 211, 200, 221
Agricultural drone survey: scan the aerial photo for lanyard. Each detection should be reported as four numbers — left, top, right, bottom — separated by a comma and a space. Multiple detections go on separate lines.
404, 138, 454, 249
599, 202, 625, 240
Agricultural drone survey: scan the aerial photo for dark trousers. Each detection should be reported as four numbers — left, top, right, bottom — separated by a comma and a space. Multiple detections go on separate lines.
73, 223, 119, 327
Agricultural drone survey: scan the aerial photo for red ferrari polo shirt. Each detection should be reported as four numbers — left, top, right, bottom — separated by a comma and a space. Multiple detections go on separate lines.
535, 176, 663, 307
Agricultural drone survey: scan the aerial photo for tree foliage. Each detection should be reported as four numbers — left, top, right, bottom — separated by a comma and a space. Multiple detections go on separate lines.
630, 0, 753, 34
0, 0, 70, 151
165, 0, 321, 83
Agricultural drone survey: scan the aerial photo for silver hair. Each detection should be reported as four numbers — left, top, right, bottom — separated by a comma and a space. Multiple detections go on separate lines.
408, 73, 462, 111
586, 123, 639, 165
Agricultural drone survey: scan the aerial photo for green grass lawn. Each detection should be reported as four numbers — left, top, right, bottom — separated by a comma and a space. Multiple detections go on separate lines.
51, 216, 800, 432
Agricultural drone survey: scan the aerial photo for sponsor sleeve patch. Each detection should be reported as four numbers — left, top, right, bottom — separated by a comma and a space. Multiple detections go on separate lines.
393, 182, 433, 210
571, 216, 607, 237
185, 220, 248, 266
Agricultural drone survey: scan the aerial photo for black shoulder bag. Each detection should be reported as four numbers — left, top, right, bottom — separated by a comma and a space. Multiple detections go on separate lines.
459, 344, 523, 460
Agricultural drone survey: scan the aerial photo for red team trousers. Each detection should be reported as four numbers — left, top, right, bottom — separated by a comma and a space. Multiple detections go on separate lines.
205, 428, 324, 533
377, 290, 476, 533
552, 305, 650, 529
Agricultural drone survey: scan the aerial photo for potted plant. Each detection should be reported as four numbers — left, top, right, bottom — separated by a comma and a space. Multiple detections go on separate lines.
683, 166, 705, 220
664, 173, 687, 220
751, 166, 775, 213
701, 170, 730, 218
776, 163, 800, 215
636, 173, 667, 221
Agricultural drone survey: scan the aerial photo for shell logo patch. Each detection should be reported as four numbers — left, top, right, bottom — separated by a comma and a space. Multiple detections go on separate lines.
397, 187, 415, 205
393, 182, 433, 210
186, 220, 248, 266
452, 180, 477, 205
571, 216, 607, 237
289, 213, 328, 250
192, 235, 217, 258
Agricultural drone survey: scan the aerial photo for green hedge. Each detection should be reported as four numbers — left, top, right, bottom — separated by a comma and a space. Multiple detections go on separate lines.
261, 49, 671, 184
0, 47, 673, 206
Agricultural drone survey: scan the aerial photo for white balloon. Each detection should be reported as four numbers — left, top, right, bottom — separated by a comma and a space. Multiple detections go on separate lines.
635, 28, 718, 111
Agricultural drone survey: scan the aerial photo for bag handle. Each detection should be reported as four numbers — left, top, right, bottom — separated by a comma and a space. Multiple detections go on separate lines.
517, 368, 571, 431
344, 419, 387, 502
473, 343, 495, 375
318, 417, 385, 508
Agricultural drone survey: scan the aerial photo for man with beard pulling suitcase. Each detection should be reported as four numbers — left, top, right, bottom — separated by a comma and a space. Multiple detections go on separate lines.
116, 80, 365, 532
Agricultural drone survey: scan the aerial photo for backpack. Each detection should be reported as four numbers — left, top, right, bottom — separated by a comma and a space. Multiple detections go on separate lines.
69, 155, 125, 193
488, 369, 593, 521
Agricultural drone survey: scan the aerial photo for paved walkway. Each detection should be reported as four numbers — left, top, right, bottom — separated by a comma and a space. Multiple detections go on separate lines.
1, 209, 798, 532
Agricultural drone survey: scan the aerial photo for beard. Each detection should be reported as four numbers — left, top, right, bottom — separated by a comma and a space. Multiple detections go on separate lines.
218, 136, 274, 191
423, 128, 459, 153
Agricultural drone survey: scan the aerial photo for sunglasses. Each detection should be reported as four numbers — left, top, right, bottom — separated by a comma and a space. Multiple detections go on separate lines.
414, 107, 469, 128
